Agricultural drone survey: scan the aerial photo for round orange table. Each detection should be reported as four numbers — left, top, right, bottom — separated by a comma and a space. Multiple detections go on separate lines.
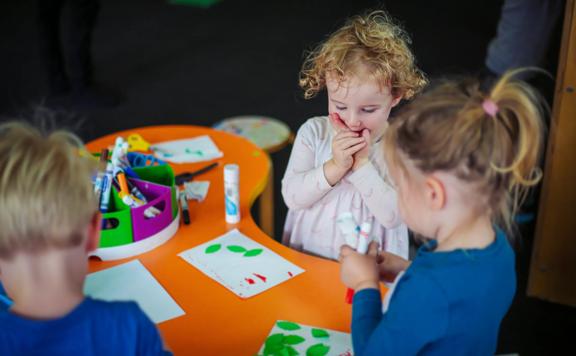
86, 125, 353, 355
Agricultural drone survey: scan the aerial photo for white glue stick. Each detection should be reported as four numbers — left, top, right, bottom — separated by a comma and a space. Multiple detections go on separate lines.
224, 164, 240, 224
336, 212, 359, 249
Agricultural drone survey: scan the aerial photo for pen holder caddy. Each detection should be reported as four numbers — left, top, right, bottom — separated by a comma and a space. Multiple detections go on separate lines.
91, 162, 180, 261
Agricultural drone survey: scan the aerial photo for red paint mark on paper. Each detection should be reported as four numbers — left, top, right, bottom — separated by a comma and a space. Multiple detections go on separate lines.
339, 351, 353, 356
254, 273, 267, 282
288, 272, 293, 277
245, 278, 255, 285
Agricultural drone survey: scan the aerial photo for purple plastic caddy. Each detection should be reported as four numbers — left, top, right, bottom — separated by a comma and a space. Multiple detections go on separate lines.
129, 178, 174, 242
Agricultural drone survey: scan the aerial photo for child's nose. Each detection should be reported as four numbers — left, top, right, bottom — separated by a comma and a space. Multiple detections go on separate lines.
346, 113, 361, 128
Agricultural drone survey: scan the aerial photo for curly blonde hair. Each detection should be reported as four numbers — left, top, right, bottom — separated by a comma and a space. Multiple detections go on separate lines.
299, 10, 427, 100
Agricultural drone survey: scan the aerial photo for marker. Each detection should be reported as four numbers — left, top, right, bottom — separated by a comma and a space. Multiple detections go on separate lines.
99, 162, 114, 213
336, 212, 359, 249
345, 220, 373, 304
116, 172, 130, 195
175, 162, 219, 186
93, 148, 109, 199
179, 191, 190, 225
127, 179, 147, 203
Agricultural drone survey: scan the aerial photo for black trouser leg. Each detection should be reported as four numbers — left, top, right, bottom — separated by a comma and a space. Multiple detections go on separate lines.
37, 0, 68, 94
65, 0, 100, 92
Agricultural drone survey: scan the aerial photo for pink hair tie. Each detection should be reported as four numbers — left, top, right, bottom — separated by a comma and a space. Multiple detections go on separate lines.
482, 99, 499, 117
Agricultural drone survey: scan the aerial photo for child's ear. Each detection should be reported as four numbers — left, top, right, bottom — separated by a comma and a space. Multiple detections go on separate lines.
424, 176, 446, 211
86, 212, 101, 253
391, 95, 402, 108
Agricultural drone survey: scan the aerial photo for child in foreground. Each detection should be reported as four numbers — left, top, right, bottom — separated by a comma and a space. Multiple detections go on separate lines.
282, 10, 427, 260
340, 70, 544, 355
0, 120, 170, 355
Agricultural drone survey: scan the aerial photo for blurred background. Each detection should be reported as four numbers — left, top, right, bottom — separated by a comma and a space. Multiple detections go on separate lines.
0, 0, 573, 354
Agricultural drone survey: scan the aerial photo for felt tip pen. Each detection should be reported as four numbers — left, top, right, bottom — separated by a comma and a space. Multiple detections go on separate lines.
98, 165, 114, 213
175, 162, 219, 185
127, 179, 147, 203
346, 221, 373, 304
179, 191, 190, 225
93, 148, 109, 197
117, 172, 130, 195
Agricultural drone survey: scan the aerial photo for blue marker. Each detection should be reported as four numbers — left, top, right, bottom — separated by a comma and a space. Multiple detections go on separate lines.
99, 162, 114, 213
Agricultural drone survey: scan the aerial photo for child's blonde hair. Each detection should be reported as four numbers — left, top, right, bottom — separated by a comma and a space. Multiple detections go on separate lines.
0, 121, 98, 259
384, 69, 545, 235
299, 10, 427, 100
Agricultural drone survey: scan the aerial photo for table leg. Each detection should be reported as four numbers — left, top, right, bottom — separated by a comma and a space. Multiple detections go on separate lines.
259, 156, 274, 237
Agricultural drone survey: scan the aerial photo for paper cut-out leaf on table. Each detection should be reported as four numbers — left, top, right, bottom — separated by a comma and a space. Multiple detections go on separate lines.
263, 344, 284, 355
306, 343, 330, 356
264, 334, 284, 355
227, 245, 247, 253
277, 348, 290, 356
277, 321, 301, 331
265, 333, 284, 348
244, 248, 263, 257
284, 335, 306, 345
311, 329, 330, 338
285, 346, 299, 355
205, 244, 221, 254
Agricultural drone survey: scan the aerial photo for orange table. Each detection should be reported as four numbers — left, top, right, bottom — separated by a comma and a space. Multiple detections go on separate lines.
87, 125, 355, 355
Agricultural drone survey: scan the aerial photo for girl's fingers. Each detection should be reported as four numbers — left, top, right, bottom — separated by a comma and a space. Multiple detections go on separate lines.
334, 131, 360, 141
343, 141, 367, 155
336, 137, 366, 150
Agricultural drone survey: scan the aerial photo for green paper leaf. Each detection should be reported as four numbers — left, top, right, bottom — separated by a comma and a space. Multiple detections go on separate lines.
311, 329, 330, 338
285, 346, 299, 355
244, 248, 264, 257
276, 321, 301, 331
205, 244, 221, 254
265, 333, 284, 348
275, 348, 290, 356
227, 245, 247, 253
263, 344, 284, 356
306, 343, 330, 356
284, 335, 305, 345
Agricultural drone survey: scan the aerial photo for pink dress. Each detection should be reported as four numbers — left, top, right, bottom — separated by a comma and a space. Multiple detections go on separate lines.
281, 116, 409, 260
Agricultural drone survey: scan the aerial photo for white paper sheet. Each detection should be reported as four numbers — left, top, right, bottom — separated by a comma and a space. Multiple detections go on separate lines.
84, 259, 185, 324
151, 135, 223, 163
178, 229, 305, 298
258, 320, 353, 356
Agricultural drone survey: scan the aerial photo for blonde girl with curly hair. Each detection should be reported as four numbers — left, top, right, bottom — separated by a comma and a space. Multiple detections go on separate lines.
281, 10, 427, 260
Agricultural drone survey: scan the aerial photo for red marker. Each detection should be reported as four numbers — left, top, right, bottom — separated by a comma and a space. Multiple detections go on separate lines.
346, 221, 373, 304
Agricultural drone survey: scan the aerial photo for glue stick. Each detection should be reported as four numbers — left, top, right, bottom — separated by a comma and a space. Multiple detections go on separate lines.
224, 164, 240, 224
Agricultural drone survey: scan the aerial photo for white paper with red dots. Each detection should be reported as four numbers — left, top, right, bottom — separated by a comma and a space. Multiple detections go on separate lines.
178, 229, 305, 298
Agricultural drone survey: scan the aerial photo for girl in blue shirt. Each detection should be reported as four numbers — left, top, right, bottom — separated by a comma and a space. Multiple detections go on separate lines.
339, 69, 545, 355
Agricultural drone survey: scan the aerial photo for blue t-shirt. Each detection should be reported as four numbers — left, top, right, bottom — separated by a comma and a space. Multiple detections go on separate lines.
0, 297, 170, 356
352, 228, 516, 355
